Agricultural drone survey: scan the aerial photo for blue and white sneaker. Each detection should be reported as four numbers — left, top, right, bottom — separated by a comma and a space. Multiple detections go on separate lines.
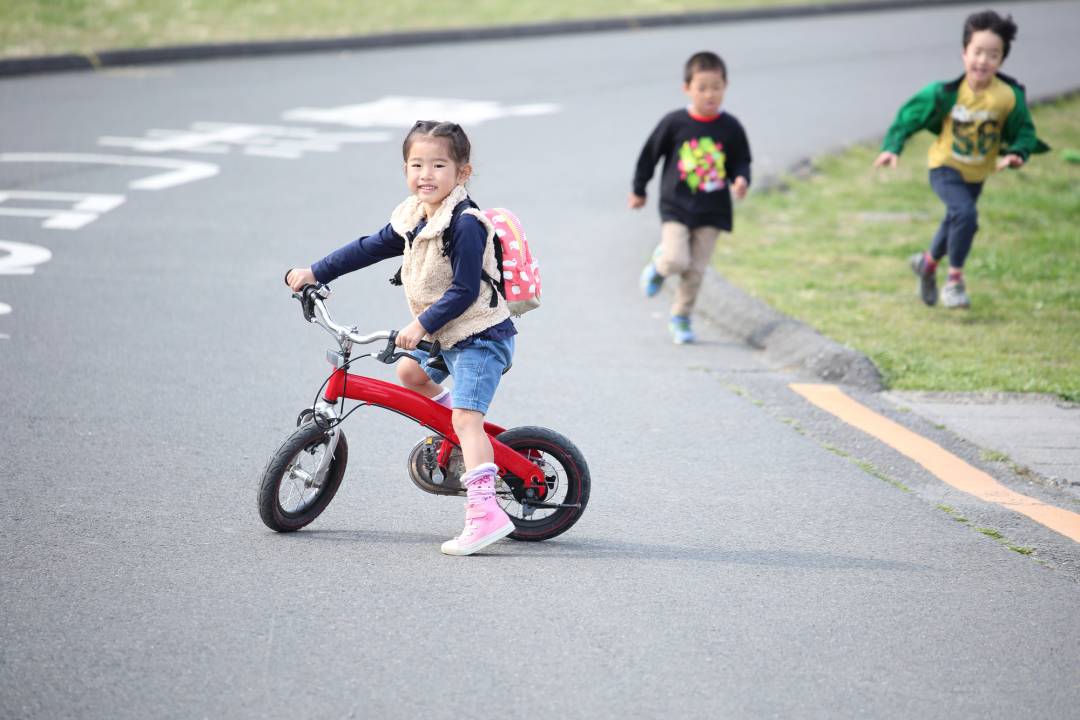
669, 315, 695, 344
639, 246, 665, 297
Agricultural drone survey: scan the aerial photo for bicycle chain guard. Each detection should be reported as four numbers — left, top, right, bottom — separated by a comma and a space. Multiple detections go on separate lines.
407, 436, 466, 496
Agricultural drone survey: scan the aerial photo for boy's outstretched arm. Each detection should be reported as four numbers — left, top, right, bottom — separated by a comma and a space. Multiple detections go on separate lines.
630, 117, 671, 210
874, 151, 899, 168
1001, 85, 1051, 166
727, 122, 752, 199
995, 154, 1024, 171
732, 177, 749, 199
875, 82, 940, 168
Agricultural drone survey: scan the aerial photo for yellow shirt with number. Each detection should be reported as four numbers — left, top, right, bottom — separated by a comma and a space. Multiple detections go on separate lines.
928, 76, 1016, 183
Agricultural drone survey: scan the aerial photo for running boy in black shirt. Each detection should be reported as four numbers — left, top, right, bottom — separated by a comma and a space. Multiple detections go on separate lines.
629, 51, 752, 344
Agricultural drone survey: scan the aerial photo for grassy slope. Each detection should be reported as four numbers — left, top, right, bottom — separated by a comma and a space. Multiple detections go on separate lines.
2, 0, 863, 58
718, 96, 1080, 399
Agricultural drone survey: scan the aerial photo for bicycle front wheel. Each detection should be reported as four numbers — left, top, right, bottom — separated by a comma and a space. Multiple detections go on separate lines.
257, 421, 348, 532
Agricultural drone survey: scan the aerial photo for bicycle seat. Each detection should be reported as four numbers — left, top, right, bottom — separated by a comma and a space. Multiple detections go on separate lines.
427, 354, 450, 374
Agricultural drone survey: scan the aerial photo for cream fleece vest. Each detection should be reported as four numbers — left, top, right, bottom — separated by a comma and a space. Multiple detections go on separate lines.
390, 184, 510, 349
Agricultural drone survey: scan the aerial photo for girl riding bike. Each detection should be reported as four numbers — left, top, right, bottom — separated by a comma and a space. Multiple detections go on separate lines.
286, 120, 517, 557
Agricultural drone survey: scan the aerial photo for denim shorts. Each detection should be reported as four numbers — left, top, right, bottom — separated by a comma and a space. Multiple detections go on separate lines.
410, 336, 514, 415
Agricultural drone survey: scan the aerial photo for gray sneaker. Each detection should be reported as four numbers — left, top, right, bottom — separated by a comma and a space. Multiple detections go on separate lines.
909, 252, 937, 306
941, 280, 970, 309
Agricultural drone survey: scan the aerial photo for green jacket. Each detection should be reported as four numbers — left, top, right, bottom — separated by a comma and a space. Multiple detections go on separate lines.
881, 73, 1050, 160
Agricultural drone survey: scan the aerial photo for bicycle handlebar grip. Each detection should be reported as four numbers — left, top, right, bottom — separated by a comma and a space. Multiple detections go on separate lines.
416, 339, 440, 356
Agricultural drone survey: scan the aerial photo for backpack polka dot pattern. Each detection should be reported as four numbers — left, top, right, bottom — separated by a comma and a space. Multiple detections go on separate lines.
482, 208, 541, 317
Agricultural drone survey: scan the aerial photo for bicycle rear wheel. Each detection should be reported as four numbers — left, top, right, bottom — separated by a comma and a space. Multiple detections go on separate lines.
496, 426, 590, 541
258, 421, 348, 532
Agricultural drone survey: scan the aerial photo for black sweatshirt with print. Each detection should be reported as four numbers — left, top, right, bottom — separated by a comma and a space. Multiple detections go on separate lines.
632, 109, 752, 231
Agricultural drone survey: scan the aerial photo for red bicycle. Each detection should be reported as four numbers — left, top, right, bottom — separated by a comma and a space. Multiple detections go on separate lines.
257, 284, 590, 541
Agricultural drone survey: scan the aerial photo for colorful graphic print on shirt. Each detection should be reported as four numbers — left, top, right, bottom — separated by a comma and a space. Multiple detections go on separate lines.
949, 104, 1001, 164
677, 137, 726, 193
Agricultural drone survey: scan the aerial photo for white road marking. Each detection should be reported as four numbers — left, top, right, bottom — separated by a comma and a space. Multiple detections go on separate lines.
283, 96, 561, 128
0, 240, 53, 274
0, 153, 219, 190
0, 301, 10, 338
0, 191, 125, 230
99, 122, 391, 159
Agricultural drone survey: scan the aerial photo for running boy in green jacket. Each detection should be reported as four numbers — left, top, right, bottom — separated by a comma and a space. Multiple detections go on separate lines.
874, 9, 1048, 309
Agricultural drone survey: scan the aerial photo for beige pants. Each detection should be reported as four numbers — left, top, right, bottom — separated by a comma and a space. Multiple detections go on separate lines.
656, 222, 721, 317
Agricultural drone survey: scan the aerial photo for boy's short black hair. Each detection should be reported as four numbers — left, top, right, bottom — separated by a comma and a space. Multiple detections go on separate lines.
963, 10, 1018, 58
684, 51, 727, 84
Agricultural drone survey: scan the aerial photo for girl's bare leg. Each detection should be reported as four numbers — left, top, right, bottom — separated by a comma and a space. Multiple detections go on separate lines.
453, 409, 493, 468
396, 357, 443, 398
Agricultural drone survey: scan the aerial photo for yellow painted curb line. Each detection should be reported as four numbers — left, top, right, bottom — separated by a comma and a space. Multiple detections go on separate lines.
790, 383, 1080, 544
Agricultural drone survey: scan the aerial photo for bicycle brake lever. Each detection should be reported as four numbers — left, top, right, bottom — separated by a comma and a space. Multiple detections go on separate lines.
376, 333, 411, 365
295, 291, 316, 322
292, 284, 331, 323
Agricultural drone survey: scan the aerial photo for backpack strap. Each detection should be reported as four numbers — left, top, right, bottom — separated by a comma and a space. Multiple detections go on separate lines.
459, 205, 504, 309
448, 199, 502, 308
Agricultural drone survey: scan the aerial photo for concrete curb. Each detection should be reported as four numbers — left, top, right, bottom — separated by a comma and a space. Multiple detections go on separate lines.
696, 267, 885, 391
0, 0, 1049, 79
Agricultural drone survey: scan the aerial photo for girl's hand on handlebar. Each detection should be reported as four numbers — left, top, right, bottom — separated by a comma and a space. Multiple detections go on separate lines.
395, 319, 428, 350
286, 267, 316, 292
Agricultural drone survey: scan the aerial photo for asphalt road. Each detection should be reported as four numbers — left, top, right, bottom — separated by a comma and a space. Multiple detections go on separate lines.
2, 2, 1079, 718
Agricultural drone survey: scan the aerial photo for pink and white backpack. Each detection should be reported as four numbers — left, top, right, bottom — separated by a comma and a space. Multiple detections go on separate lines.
480, 208, 541, 317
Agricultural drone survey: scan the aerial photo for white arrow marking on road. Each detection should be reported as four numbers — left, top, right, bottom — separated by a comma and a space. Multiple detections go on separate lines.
0, 191, 126, 230
0, 240, 53, 274
0, 301, 10, 338
283, 96, 561, 128
0, 153, 219, 190
100, 124, 264, 153
99, 122, 391, 159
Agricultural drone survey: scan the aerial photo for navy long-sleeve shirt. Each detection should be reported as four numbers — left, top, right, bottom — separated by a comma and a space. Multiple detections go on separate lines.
632, 109, 752, 231
311, 215, 515, 342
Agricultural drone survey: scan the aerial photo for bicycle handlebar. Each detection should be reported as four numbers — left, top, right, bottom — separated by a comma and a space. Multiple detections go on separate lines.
289, 282, 440, 360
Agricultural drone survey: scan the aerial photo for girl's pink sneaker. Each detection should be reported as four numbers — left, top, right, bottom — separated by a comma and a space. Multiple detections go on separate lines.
441, 463, 515, 556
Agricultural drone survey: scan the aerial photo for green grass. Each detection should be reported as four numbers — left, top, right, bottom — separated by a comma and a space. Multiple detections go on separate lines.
936, 504, 969, 522
720, 96, 1080, 400
1, 0, 868, 58
938, 508, 1035, 556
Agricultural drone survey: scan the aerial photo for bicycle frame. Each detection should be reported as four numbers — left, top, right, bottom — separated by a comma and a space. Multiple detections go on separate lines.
319, 366, 548, 496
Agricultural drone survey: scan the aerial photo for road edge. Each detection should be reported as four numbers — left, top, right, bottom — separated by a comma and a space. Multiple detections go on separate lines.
696, 266, 886, 391
0, 0, 1048, 79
